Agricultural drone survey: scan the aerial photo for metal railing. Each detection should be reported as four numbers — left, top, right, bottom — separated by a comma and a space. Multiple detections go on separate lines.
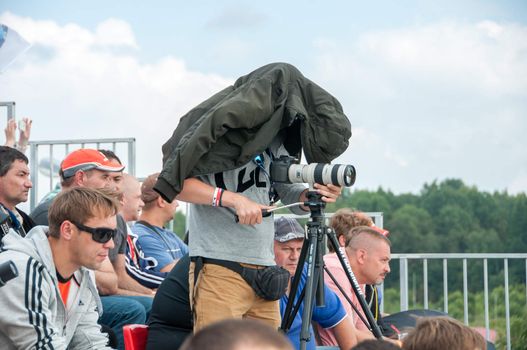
0, 101, 16, 120
28, 138, 136, 211
384, 253, 527, 349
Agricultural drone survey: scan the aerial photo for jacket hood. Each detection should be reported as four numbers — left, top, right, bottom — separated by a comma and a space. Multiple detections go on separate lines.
234, 62, 351, 163
2, 226, 55, 272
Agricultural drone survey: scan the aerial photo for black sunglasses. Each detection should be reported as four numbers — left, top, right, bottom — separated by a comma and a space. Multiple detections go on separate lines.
71, 221, 116, 244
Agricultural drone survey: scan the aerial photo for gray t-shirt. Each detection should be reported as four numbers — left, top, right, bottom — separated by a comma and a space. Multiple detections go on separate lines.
188, 143, 307, 266
29, 199, 53, 226
109, 214, 127, 262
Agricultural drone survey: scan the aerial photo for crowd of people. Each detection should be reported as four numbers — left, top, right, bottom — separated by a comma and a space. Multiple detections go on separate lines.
0, 119, 488, 350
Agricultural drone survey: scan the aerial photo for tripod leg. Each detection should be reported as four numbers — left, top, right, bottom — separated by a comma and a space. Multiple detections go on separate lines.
299, 227, 319, 350
280, 233, 310, 333
316, 225, 325, 307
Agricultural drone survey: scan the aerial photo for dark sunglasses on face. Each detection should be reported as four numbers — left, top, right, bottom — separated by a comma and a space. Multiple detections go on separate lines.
70, 221, 116, 244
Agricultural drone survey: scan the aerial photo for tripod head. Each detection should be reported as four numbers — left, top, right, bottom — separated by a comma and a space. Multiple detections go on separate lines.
304, 190, 326, 220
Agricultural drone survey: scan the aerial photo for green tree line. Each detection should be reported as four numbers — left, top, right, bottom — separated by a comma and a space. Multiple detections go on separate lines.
326, 178, 527, 255
326, 178, 527, 288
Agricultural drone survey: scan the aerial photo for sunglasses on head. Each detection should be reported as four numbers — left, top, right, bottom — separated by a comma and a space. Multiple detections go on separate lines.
70, 221, 116, 244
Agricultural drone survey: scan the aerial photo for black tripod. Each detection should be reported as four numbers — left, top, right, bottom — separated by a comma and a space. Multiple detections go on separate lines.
279, 191, 383, 350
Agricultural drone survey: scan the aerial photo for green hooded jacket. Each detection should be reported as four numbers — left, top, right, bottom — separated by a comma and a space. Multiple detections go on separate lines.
154, 62, 352, 201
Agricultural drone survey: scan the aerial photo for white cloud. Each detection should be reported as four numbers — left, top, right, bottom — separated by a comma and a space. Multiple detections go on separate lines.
313, 20, 527, 194
0, 12, 232, 201
95, 18, 138, 49
357, 20, 527, 96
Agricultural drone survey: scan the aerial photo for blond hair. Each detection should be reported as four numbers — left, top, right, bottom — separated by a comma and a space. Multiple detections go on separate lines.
328, 208, 374, 252
402, 317, 486, 350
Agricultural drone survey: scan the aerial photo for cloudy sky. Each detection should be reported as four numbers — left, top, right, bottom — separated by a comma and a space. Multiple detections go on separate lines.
1, 0, 526, 200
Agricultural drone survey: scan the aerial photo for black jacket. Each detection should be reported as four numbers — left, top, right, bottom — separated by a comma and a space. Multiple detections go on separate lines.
155, 62, 352, 202
0, 206, 36, 246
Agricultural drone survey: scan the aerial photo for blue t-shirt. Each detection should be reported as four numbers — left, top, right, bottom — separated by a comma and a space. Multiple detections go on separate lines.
131, 222, 188, 273
280, 266, 347, 350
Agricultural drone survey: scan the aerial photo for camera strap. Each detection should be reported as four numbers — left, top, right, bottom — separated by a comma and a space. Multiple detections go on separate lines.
0, 205, 25, 242
213, 148, 278, 204
0, 210, 11, 245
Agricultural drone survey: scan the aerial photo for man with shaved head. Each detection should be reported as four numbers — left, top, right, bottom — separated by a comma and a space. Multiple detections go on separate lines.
120, 174, 144, 222
345, 226, 392, 287
320, 226, 392, 345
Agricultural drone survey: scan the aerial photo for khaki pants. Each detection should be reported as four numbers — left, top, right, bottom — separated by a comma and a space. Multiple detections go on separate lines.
189, 262, 280, 332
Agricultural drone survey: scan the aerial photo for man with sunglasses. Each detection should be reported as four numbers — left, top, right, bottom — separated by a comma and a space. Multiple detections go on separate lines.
0, 187, 118, 349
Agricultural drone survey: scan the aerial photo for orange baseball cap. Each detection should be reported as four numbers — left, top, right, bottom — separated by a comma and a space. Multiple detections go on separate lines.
60, 149, 125, 179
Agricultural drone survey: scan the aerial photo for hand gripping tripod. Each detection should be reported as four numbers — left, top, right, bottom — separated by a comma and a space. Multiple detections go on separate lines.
279, 191, 383, 349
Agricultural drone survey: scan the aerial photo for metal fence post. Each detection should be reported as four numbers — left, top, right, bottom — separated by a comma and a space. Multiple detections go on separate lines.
484, 259, 490, 341
443, 258, 448, 314
463, 258, 469, 325
423, 259, 429, 309
29, 143, 38, 210
400, 257, 408, 311
504, 259, 511, 350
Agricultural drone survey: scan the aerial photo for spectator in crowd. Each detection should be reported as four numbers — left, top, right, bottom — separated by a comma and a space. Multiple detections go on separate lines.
4, 117, 31, 153
105, 172, 154, 297
274, 217, 358, 350
128, 172, 187, 282
34, 148, 123, 206
30, 148, 125, 225
98, 149, 125, 191
179, 319, 294, 350
402, 316, 486, 350
120, 173, 144, 223
0, 187, 117, 349
320, 225, 392, 345
171, 138, 342, 332
321, 209, 391, 336
0, 146, 35, 243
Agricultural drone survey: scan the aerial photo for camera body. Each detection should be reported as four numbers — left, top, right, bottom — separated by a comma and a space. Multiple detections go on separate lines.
270, 155, 356, 187
0, 260, 18, 287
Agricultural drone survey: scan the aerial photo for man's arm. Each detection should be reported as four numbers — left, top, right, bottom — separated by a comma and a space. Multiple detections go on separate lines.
176, 177, 274, 225
113, 254, 155, 295
332, 316, 359, 350
125, 237, 166, 289
160, 260, 177, 273
323, 258, 378, 342
95, 257, 118, 295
